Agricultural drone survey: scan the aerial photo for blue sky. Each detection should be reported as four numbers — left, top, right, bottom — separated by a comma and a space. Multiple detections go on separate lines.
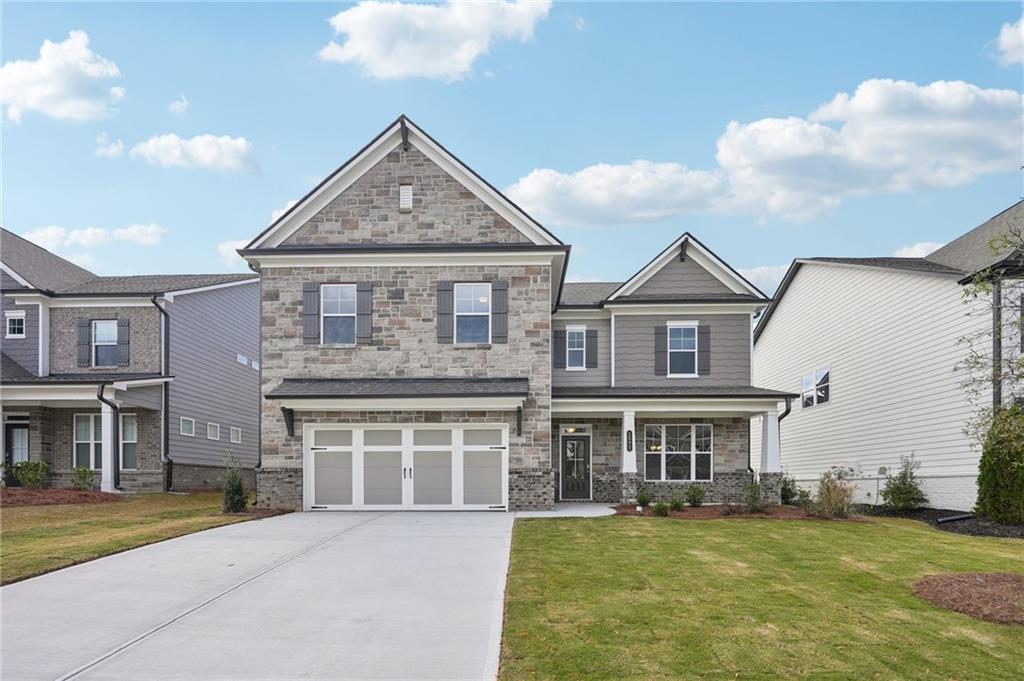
3, 2, 1022, 293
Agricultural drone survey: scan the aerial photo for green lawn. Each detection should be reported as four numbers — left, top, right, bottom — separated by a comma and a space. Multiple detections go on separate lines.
501, 516, 1024, 680
0, 492, 259, 584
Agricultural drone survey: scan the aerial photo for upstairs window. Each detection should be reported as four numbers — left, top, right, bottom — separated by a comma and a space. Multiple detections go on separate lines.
454, 283, 491, 344
667, 323, 698, 377
5, 311, 25, 339
566, 326, 586, 370
93, 320, 118, 367
321, 284, 357, 345
801, 366, 831, 408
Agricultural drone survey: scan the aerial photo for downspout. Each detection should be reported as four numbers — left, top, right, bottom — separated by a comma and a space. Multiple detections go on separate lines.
96, 383, 121, 490
748, 397, 792, 473
151, 296, 173, 491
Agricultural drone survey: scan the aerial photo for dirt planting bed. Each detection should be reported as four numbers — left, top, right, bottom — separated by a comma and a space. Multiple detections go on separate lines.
914, 573, 1024, 624
1, 488, 124, 507
859, 505, 1024, 539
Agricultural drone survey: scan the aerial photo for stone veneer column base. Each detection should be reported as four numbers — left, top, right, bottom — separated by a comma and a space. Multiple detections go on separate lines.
620, 472, 639, 505
758, 472, 783, 505
509, 468, 555, 511
257, 467, 303, 511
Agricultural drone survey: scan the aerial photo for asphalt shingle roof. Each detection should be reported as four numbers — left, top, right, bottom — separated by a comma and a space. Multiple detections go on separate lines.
803, 257, 962, 275
558, 282, 622, 307
57, 274, 256, 295
266, 377, 530, 399
925, 201, 1024, 276
0, 354, 165, 384
0, 228, 96, 291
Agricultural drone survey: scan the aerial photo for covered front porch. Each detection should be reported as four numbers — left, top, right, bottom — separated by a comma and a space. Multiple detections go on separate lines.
550, 387, 795, 505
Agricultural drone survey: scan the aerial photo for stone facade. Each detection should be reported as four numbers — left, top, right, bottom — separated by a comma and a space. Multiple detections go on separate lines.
49, 306, 162, 374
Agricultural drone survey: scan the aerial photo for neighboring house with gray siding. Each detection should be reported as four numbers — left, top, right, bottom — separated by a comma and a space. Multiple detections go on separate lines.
242, 115, 794, 512
1, 228, 259, 491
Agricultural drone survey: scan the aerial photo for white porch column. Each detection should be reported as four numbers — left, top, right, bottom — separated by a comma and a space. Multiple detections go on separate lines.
100, 401, 116, 492
760, 410, 781, 473
621, 411, 637, 473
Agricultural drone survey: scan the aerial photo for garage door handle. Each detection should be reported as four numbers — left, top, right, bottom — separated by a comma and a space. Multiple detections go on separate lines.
402, 467, 406, 479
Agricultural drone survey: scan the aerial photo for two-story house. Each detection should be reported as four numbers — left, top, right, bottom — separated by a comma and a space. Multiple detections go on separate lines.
0, 228, 261, 491
241, 116, 795, 511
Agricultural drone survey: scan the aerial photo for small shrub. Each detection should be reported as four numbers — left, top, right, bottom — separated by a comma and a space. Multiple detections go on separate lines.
652, 501, 669, 517
12, 461, 49, 489
719, 503, 742, 516
810, 466, 856, 519
881, 454, 929, 511
976, 405, 1024, 525
637, 491, 651, 508
669, 496, 684, 512
795, 488, 812, 510
780, 474, 799, 505
222, 458, 247, 513
744, 481, 767, 513
685, 485, 706, 507
71, 466, 94, 490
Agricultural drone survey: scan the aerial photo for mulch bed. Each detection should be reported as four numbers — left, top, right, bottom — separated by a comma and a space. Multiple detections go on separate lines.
1, 487, 125, 507
914, 573, 1024, 624
858, 505, 1024, 539
614, 503, 863, 521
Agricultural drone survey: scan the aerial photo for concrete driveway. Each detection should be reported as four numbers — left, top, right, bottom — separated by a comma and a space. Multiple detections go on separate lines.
1, 511, 515, 681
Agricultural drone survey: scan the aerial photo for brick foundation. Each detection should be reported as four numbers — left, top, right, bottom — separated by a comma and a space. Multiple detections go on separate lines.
256, 467, 303, 510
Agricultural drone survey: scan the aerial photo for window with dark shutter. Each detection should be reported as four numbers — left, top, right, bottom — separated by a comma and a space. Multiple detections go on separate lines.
437, 281, 454, 344
654, 326, 667, 376
302, 282, 320, 344
116, 319, 131, 367
491, 280, 508, 343
77, 319, 91, 367
585, 329, 598, 369
356, 282, 373, 344
553, 329, 567, 369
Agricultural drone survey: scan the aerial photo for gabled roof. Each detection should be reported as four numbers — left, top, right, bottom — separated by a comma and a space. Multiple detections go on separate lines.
245, 115, 563, 249
925, 200, 1024, 279
53, 273, 256, 296
0, 228, 96, 291
606, 232, 768, 301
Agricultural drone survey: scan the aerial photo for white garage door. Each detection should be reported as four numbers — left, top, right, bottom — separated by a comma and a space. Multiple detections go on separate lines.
304, 425, 508, 511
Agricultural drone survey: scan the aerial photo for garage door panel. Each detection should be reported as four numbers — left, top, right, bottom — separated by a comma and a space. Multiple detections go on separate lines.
314, 451, 353, 505
364, 451, 403, 505
463, 451, 502, 505
413, 450, 452, 505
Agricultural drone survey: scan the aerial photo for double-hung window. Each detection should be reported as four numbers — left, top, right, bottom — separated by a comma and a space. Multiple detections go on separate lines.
93, 320, 118, 367
667, 323, 698, 377
121, 414, 138, 469
644, 424, 713, 481
321, 284, 356, 345
801, 366, 830, 408
454, 283, 491, 344
566, 326, 586, 370
74, 414, 103, 469
5, 311, 25, 339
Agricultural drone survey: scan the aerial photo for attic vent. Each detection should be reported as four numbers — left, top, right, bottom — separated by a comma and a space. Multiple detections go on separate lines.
399, 184, 413, 212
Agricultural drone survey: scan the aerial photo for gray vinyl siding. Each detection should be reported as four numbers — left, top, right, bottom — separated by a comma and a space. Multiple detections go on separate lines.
1, 271, 26, 289
615, 314, 751, 387
115, 384, 163, 410
632, 257, 733, 296
552, 317, 610, 387
167, 282, 260, 468
2, 294, 39, 375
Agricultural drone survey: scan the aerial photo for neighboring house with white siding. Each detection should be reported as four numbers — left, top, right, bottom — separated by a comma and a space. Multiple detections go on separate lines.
752, 201, 1024, 511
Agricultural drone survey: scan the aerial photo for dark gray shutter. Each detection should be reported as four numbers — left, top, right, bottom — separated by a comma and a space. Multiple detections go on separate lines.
356, 282, 373, 344
697, 325, 711, 375
585, 329, 598, 369
302, 282, 320, 345
437, 281, 454, 344
654, 326, 667, 376
553, 329, 567, 369
491, 280, 508, 343
77, 319, 91, 367
116, 319, 131, 367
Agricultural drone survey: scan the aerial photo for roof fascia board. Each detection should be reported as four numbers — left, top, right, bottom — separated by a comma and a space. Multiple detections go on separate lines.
0, 385, 113, 401
13, 295, 153, 308
274, 395, 525, 410
551, 397, 784, 414
163, 278, 258, 302
552, 308, 612, 320
604, 302, 767, 316
111, 377, 174, 390
245, 251, 561, 268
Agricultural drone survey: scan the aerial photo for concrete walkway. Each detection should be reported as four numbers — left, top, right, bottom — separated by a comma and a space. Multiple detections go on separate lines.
1, 512, 514, 681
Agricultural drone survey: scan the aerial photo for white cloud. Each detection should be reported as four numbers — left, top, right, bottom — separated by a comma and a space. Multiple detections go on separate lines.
996, 17, 1023, 66
892, 240, 945, 258
318, 0, 551, 81
509, 79, 1023, 225
738, 265, 789, 295
22, 222, 167, 253
0, 30, 124, 122
217, 240, 250, 269
270, 199, 299, 222
574, 17, 588, 32
112, 223, 167, 246
168, 92, 190, 115
94, 132, 123, 157
130, 133, 255, 171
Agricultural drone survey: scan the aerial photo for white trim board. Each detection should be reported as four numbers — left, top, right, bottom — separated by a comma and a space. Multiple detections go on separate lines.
276, 396, 527, 411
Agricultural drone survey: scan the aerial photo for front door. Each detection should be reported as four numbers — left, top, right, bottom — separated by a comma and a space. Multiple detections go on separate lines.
4, 424, 29, 486
560, 436, 590, 500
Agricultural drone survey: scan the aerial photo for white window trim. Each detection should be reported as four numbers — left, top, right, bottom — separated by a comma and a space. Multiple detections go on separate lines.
120, 413, 138, 470
236, 353, 248, 365
643, 423, 714, 482
92, 319, 118, 368
207, 422, 221, 440
666, 321, 699, 378
180, 417, 195, 437
454, 282, 492, 345
565, 325, 587, 371
801, 365, 831, 409
73, 413, 102, 470
320, 283, 357, 346
5, 310, 26, 339
230, 427, 242, 444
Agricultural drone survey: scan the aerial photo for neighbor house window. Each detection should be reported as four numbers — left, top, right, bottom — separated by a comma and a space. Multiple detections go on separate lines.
566, 326, 586, 370
180, 417, 195, 437
644, 424, 713, 481
321, 284, 356, 345
230, 427, 242, 444
454, 283, 491, 344
207, 423, 220, 440
93, 320, 118, 367
667, 322, 698, 377
121, 414, 138, 470
801, 366, 831, 408
236, 354, 248, 365
5, 311, 25, 339
74, 414, 102, 469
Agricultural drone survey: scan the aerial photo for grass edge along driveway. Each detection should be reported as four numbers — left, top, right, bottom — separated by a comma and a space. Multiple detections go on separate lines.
501, 515, 1024, 680
1, 492, 262, 585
